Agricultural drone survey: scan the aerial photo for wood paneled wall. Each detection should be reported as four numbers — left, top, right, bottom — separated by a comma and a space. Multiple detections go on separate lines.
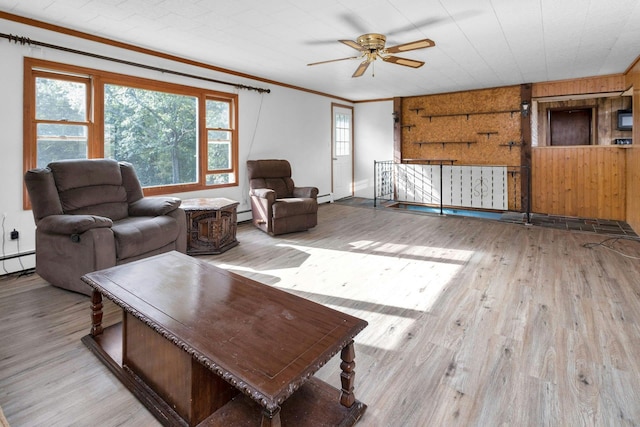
532, 74, 626, 98
626, 147, 640, 231
395, 70, 638, 229
624, 57, 640, 232
399, 86, 523, 210
400, 86, 521, 165
532, 146, 627, 220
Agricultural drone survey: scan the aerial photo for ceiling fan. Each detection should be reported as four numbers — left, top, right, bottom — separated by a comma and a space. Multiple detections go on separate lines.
307, 33, 435, 78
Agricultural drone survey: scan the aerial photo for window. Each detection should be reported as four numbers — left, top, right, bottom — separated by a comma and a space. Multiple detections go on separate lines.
103, 84, 198, 187
24, 58, 238, 201
205, 97, 236, 185
334, 112, 351, 156
33, 73, 91, 167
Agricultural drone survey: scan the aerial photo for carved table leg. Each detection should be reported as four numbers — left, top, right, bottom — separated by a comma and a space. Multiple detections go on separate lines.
340, 340, 357, 408
90, 289, 103, 336
260, 407, 281, 427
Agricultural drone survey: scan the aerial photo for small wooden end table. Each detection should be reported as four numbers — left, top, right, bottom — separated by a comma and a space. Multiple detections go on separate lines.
182, 198, 239, 255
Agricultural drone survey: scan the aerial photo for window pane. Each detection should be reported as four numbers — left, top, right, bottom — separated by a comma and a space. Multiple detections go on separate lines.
36, 123, 87, 167
208, 130, 231, 170
206, 99, 230, 128
206, 173, 234, 185
36, 77, 86, 121
104, 84, 198, 187
335, 112, 350, 156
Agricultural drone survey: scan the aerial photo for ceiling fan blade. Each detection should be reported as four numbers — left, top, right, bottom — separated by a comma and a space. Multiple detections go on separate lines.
386, 18, 447, 36
385, 38, 435, 53
352, 60, 370, 78
307, 56, 360, 66
340, 39, 366, 51
305, 39, 343, 46
339, 13, 368, 34
382, 56, 425, 68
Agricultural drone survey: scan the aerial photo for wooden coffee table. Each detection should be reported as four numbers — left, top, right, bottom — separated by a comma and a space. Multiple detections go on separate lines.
81, 251, 368, 426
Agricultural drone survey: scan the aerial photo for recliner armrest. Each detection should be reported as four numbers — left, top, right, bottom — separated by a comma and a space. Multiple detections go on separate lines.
293, 186, 319, 199
251, 188, 276, 203
129, 197, 182, 216
37, 214, 113, 235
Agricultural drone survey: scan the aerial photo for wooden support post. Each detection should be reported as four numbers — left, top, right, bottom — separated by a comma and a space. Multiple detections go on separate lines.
340, 340, 357, 408
393, 97, 402, 163
90, 289, 103, 336
520, 83, 533, 215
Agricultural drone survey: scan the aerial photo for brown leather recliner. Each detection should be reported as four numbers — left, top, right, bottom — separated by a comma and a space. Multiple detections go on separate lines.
24, 158, 187, 295
247, 159, 318, 235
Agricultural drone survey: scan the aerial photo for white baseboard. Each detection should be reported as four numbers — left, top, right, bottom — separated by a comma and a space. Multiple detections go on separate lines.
318, 193, 333, 204
237, 210, 253, 223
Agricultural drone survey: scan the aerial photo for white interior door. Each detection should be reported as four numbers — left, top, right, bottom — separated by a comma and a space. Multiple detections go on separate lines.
332, 105, 353, 200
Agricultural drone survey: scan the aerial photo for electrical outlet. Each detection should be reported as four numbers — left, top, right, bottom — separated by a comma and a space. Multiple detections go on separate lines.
10, 229, 19, 240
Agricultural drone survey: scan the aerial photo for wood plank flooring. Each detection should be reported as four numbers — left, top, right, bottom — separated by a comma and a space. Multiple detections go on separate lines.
2, 203, 640, 426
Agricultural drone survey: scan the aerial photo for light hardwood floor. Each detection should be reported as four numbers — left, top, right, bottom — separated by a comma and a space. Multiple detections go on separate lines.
1, 203, 640, 426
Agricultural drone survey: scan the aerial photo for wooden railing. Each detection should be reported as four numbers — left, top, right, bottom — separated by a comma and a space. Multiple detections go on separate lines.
532, 146, 627, 220
376, 147, 636, 225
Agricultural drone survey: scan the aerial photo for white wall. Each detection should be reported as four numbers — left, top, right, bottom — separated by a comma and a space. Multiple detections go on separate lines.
353, 101, 394, 198
0, 18, 358, 274
0, 23, 32, 275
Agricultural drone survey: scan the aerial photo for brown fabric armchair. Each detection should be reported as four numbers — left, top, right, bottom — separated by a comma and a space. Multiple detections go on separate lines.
24, 159, 187, 295
247, 159, 318, 235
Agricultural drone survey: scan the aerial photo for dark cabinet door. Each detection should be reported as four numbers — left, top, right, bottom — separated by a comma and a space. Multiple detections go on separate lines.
550, 109, 592, 146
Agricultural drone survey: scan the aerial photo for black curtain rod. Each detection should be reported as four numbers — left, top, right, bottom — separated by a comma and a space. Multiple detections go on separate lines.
1, 32, 271, 94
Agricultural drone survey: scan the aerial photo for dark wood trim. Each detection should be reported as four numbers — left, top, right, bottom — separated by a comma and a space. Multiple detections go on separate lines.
520, 83, 533, 214
402, 84, 522, 101
22, 57, 35, 210
393, 97, 402, 163
353, 97, 394, 104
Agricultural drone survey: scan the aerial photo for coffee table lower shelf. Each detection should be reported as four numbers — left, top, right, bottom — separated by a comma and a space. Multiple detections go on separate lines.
82, 324, 367, 427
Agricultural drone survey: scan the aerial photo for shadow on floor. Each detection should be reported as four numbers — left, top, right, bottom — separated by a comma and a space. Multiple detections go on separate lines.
334, 197, 638, 237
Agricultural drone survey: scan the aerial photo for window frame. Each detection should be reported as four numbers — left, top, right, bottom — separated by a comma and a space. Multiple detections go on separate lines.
31, 70, 94, 161
24, 58, 239, 208
202, 95, 238, 183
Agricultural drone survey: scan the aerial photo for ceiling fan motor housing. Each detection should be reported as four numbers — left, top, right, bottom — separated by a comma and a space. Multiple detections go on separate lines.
357, 33, 386, 50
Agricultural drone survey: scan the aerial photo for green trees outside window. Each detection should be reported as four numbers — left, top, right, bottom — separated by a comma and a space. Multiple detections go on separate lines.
104, 85, 198, 187
35, 77, 89, 166
206, 98, 234, 185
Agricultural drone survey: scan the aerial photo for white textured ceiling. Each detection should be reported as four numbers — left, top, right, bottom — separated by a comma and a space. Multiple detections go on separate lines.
1, 0, 639, 101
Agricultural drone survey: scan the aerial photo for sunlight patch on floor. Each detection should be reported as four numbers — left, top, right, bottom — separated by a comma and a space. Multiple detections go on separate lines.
349, 240, 474, 263
219, 241, 473, 351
